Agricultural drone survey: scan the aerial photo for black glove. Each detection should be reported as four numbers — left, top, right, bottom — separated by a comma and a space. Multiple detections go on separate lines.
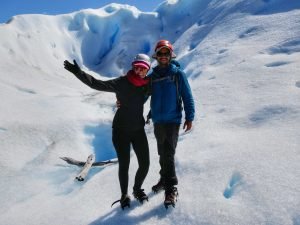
64, 60, 81, 74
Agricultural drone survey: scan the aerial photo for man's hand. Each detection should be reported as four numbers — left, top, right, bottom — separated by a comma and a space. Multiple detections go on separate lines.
183, 121, 192, 132
116, 100, 121, 108
64, 60, 81, 74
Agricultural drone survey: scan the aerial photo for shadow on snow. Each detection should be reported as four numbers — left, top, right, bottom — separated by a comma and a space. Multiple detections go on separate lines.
84, 123, 117, 162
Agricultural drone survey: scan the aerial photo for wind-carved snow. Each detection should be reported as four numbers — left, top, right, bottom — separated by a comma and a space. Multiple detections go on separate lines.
63, 5, 161, 77
0, 0, 300, 225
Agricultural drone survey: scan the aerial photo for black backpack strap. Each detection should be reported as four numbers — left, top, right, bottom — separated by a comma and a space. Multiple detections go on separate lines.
174, 68, 183, 111
146, 76, 153, 124
146, 68, 183, 124
146, 110, 151, 124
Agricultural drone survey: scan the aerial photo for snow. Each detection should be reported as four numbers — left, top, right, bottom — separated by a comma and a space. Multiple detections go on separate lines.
0, 0, 300, 224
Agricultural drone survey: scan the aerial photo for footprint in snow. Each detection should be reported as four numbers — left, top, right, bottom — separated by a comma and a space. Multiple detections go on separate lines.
223, 172, 243, 199
218, 49, 228, 54
293, 215, 300, 225
266, 38, 300, 55
265, 61, 290, 67
0, 127, 7, 132
239, 26, 262, 39
16, 86, 36, 94
248, 105, 290, 126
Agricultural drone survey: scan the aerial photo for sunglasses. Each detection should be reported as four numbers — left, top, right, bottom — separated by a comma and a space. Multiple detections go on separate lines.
157, 51, 171, 57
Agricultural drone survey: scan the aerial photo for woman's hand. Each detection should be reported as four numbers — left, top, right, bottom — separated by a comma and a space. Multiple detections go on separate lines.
64, 60, 81, 74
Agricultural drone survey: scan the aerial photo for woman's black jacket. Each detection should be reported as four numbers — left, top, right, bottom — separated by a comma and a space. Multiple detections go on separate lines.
73, 70, 149, 131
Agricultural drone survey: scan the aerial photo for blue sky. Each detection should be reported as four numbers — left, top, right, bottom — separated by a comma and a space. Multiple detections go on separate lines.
0, 0, 165, 23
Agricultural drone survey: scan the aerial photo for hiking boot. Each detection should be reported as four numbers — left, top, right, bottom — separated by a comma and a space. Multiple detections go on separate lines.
152, 178, 165, 193
111, 194, 131, 210
133, 189, 148, 204
164, 186, 178, 209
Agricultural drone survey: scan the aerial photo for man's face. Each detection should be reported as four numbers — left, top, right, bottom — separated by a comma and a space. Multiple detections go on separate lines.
156, 48, 171, 66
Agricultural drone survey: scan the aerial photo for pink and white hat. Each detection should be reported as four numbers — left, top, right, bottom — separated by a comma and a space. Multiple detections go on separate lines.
132, 54, 151, 70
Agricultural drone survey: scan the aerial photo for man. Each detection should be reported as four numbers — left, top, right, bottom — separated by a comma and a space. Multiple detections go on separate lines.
149, 40, 195, 208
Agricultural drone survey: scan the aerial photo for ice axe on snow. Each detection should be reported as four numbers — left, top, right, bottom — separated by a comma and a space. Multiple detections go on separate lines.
60, 154, 118, 181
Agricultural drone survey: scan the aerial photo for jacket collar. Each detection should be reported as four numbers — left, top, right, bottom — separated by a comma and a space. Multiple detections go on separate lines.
152, 64, 176, 78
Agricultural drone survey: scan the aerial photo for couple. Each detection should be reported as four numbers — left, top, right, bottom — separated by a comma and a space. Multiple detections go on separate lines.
64, 40, 195, 209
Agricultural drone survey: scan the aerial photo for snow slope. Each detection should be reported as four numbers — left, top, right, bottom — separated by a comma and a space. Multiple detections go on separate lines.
0, 0, 300, 224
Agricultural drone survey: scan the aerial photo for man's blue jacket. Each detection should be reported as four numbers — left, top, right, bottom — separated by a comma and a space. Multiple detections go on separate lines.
148, 62, 195, 124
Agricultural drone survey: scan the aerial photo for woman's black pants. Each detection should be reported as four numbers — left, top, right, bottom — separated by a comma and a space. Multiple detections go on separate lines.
112, 128, 150, 195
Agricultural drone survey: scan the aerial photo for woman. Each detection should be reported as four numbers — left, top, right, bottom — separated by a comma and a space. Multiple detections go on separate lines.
64, 54, 151, 209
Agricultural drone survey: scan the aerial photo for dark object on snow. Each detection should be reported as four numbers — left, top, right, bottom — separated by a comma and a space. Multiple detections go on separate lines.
60, 156, 118, 167
75, 154, 95, 181
111, 194, 131, 210
152, 178, 165, 193
164, 186, 178, 209
133, 188, 149, 204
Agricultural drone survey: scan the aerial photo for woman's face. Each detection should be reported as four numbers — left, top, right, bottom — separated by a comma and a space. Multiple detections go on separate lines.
133, 66, 148, 78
